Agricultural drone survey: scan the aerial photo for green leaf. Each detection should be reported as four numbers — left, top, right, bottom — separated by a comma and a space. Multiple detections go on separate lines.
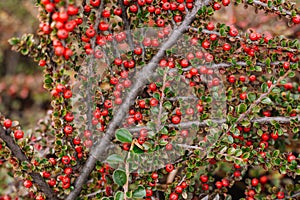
113, 169, 127, 186
116, 128, 132, 143
261, 97, 273, 105
132, 186, 146, 198
114, 191, 124, 200
8, 37, 21, 46
238, 103, 247, 113
265, 58, 271, 67
163, 101, 172, 110
235, 149, 243, 157
106, 154, 124, 165
261, 83, 268, 93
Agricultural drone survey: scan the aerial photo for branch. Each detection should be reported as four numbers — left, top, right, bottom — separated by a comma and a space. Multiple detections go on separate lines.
252, 0, 292, 16
118, 0, 134, 50
224, 69, 291, 137
0, 126, 58, 200
127, 116, 299, 132
65, 1, 213, 199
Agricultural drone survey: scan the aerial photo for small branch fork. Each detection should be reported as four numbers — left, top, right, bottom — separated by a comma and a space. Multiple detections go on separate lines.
0, 126, 58, 200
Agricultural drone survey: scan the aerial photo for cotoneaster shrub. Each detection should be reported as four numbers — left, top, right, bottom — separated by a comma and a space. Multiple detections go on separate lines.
0, 0, 300, 199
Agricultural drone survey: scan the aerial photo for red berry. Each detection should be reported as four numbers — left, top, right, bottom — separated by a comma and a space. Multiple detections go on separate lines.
240, 92, 247, 100
90, 0, 100, 7
222, 0, 230, 6
228, 75, 235, 83
175, 186, 183, 193
206, 22, 214, 30
277, 191, 285, 199
292, 15, 300, 24
48, 178, 56, 187
3, 119, 12, 129
24, 180, 33, 188
215, 181, 223, 189
259, 175, 268, 184
146, 189, 153, 197
221, 178, 229, 187
234, 170, 241, 177
62, 155, 70, 165
202, 40, 210, 49
202, 183, 209, 190
249, 75, 256, 82
171, 115, 181, 124
200, 175, 208, 183
251, 178, 259, 187
261, 133, 269, 141
14, 130, 24, 140
213, 2, 221, 10
166, 163, 174, 172
271, 132, 278, 140
180, 59, 189, 68
283, 62, 290, 70
151, 172, 158, 179
42, 171, 51, 178
169, 193, 178, 200
229, 27, 238, 37
223, 43, 231, 51
287, 154, 296, 162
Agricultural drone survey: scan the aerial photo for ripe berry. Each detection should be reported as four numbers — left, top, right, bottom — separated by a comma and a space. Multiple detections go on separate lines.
3, 119, 12, 129
202, 40, 210, 49
180, 59, 189, 68
251, 178, 259, 187
270, 132, 278, 140
292, 16, 300, 24
171, 115, 181, 124
287, 154, 296, 162
249, 75, 256, 82
277, 191, 285, 199
57, 29, 69, 40
240, 92, 247, 100
146, 189, 153, 197
213, 2, 221, 10
206, 22, 214, 30
249, 33, 258, 41
175, 186, 183, 193
64, 125, 73, 136
221, 178, 229, 187
151, 172, 158, 179
200, 175, 208, 183
14, 130, 24, 140
234, 170, 241, 177
229, 27, 238, 37
202, 183, 209, 190
169, 193, 178, 200
261, 133, 269, 141
48, 178, 56, 187
222, 0, 230, 6
215, 181, 223, 189
62, 155, 70, 165
228, 75, 236, 83
283, 62, 290, 70
223, 43, 231, 51
90, 0, 101, 7
166, 163, 174, 172
24, 180, 33, 188
129, 4, 138, 13
259, 175, 268, 184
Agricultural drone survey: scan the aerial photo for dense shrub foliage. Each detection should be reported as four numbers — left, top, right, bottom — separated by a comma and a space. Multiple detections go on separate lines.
0, 0, 299, 199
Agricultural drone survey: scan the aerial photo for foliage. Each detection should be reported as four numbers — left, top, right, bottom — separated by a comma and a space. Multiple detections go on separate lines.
0, 0, 300, 199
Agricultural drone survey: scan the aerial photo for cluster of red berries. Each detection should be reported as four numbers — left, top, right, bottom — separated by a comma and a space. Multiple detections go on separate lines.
39, 1, 82, 60
51, 83, 72, 99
